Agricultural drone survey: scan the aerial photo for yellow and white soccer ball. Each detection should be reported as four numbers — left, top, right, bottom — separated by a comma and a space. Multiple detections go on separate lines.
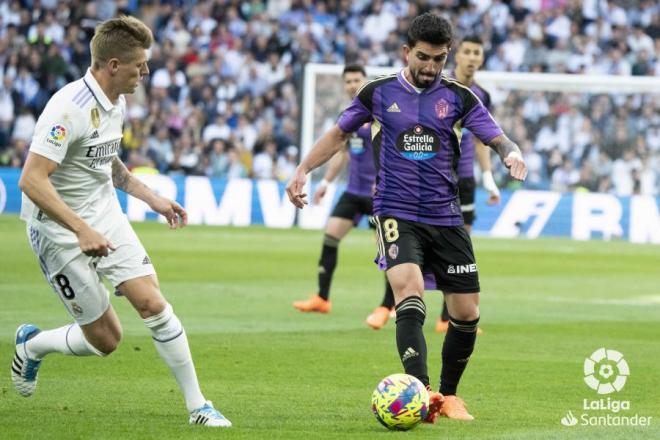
371, 373, 429, 430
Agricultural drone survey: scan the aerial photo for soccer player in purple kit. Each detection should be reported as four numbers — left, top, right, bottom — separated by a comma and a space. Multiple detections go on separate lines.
292, 65, 396, 330
287, 13, 527, 423
435, 35, 500, 334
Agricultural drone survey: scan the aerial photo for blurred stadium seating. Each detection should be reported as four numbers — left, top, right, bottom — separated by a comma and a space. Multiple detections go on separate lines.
0, 0, 658, 194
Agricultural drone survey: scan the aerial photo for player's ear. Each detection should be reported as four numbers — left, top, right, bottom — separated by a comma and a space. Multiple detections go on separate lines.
108, 58, 120, 74
402, 45, 411, 64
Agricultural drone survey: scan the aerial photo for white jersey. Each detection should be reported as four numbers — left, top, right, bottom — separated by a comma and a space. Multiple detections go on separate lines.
21, 69, 126, 245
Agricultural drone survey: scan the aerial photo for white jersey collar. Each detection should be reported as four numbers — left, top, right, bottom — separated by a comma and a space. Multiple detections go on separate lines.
398, 69, 424, 94
83, 68, 115, 111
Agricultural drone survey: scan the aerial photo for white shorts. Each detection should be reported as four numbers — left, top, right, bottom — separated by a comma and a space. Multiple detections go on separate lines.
28, 215, 155, 325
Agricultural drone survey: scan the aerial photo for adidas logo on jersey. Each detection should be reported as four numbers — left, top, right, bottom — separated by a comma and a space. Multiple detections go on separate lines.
401, 347, 419, 362
90, 130, 99, 139
142, 255, 152, 265
387, 102, 401, 112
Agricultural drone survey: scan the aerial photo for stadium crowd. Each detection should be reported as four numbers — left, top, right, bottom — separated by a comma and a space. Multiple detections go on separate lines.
0, 0, 658, 195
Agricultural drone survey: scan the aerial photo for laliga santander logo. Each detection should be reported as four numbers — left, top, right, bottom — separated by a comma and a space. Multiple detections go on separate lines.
561, 348, 651, 428
583, 348, 629, 395
50, 124, 66, 141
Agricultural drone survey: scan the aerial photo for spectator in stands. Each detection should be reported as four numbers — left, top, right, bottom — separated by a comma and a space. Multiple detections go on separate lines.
276, 145, 298, 182
0, 76, 14, 148
252, 138, 277, 180
612, 149, 642, 196
207, 138, 229, 178
148, 126, 175, 172
226, 146, 248, 179
551, 156, 580, 192
11, 106, 35, 143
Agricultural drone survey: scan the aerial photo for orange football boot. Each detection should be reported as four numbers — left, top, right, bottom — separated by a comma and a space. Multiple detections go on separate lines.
423, 390, 445, 424
365, 306, 392, 330
435, 318, 449, 333
292, 295, 331, 313
439, 395, 474, 421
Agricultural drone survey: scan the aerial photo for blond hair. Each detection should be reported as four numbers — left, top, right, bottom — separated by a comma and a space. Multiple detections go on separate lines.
90, 16, 153, 68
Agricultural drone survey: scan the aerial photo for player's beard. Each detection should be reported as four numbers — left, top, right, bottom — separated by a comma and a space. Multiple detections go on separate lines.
412, 69, 437, 88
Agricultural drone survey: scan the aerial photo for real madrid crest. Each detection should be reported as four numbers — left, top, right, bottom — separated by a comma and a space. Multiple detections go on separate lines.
91, 107, 100, 128
71, 302, 84, 316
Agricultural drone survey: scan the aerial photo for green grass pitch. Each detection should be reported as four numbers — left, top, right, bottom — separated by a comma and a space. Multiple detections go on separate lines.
0, 214, 658, 439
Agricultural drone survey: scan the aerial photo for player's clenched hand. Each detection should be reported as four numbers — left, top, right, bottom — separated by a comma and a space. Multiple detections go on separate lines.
313, 184, 327, 205
504, 152, 528, 181
150, 196, 188, 229
76, 225, 116, 257
286, 167, 308, 209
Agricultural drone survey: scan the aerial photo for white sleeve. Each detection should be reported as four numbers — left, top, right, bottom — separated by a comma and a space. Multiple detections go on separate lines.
29, 97, 83, 164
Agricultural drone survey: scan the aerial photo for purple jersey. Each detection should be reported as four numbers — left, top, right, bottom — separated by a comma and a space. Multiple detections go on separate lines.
450, 73, 493, 178
337, 70, 503, 226
345, 122, 376, 197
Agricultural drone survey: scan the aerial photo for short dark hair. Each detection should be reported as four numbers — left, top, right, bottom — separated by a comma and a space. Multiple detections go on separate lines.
342, 64, 366, 77
407, 13, 453, 48
459, 35, 483, 47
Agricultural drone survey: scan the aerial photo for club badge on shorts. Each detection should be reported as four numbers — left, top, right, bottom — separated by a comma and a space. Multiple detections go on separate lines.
388, 244, 399, 260
71, 302, 84, 316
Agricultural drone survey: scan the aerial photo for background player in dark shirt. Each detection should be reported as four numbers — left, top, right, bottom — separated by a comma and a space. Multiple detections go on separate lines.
435, 36, 500, 333
287, 13, 527, 423
292, 66, 396, 330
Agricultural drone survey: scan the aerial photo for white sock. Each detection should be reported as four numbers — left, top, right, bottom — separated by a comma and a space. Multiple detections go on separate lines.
25, 324, 105, 359
144, 304, 206, 412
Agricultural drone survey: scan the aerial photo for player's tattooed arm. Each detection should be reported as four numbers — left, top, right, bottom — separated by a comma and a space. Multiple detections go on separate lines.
488, 134, 528, 181
111, 157, 188, 228
488, 134, 520, 161
111, 157, 146, 194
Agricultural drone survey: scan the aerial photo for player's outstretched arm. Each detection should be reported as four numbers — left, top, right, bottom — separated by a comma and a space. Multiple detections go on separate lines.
111, 157, 188, 229
475, 138, 500, 205
287, 125, 351, 209
487, 134, 528, 181
313, 146, 349, 205
19, 153, 116, 257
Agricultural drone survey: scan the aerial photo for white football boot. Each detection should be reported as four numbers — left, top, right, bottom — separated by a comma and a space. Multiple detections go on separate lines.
11, 324, 43, 397
189, 400, 232, 427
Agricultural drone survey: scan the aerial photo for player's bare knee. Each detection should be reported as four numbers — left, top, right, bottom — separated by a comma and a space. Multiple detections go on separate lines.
135, 295, 168, 319
82, 311, 122, 355
111, 324, 123, 346
392, 279, 424, 304
391, 278, 424, 300
84, 331, 120, 355
450, 306, 479, 322
96, 337, 119, 354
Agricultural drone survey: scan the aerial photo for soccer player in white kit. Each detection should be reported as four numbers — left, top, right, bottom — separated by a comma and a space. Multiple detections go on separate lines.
12, 16, 230, 428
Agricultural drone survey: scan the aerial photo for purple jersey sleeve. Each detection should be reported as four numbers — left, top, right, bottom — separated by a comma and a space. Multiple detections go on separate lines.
479, 86, 492, 112
337, 97, 372, 134
462, 96, 503, 145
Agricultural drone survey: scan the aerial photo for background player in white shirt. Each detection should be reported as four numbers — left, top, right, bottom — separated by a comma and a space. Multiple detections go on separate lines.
12, 16, 230, 428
